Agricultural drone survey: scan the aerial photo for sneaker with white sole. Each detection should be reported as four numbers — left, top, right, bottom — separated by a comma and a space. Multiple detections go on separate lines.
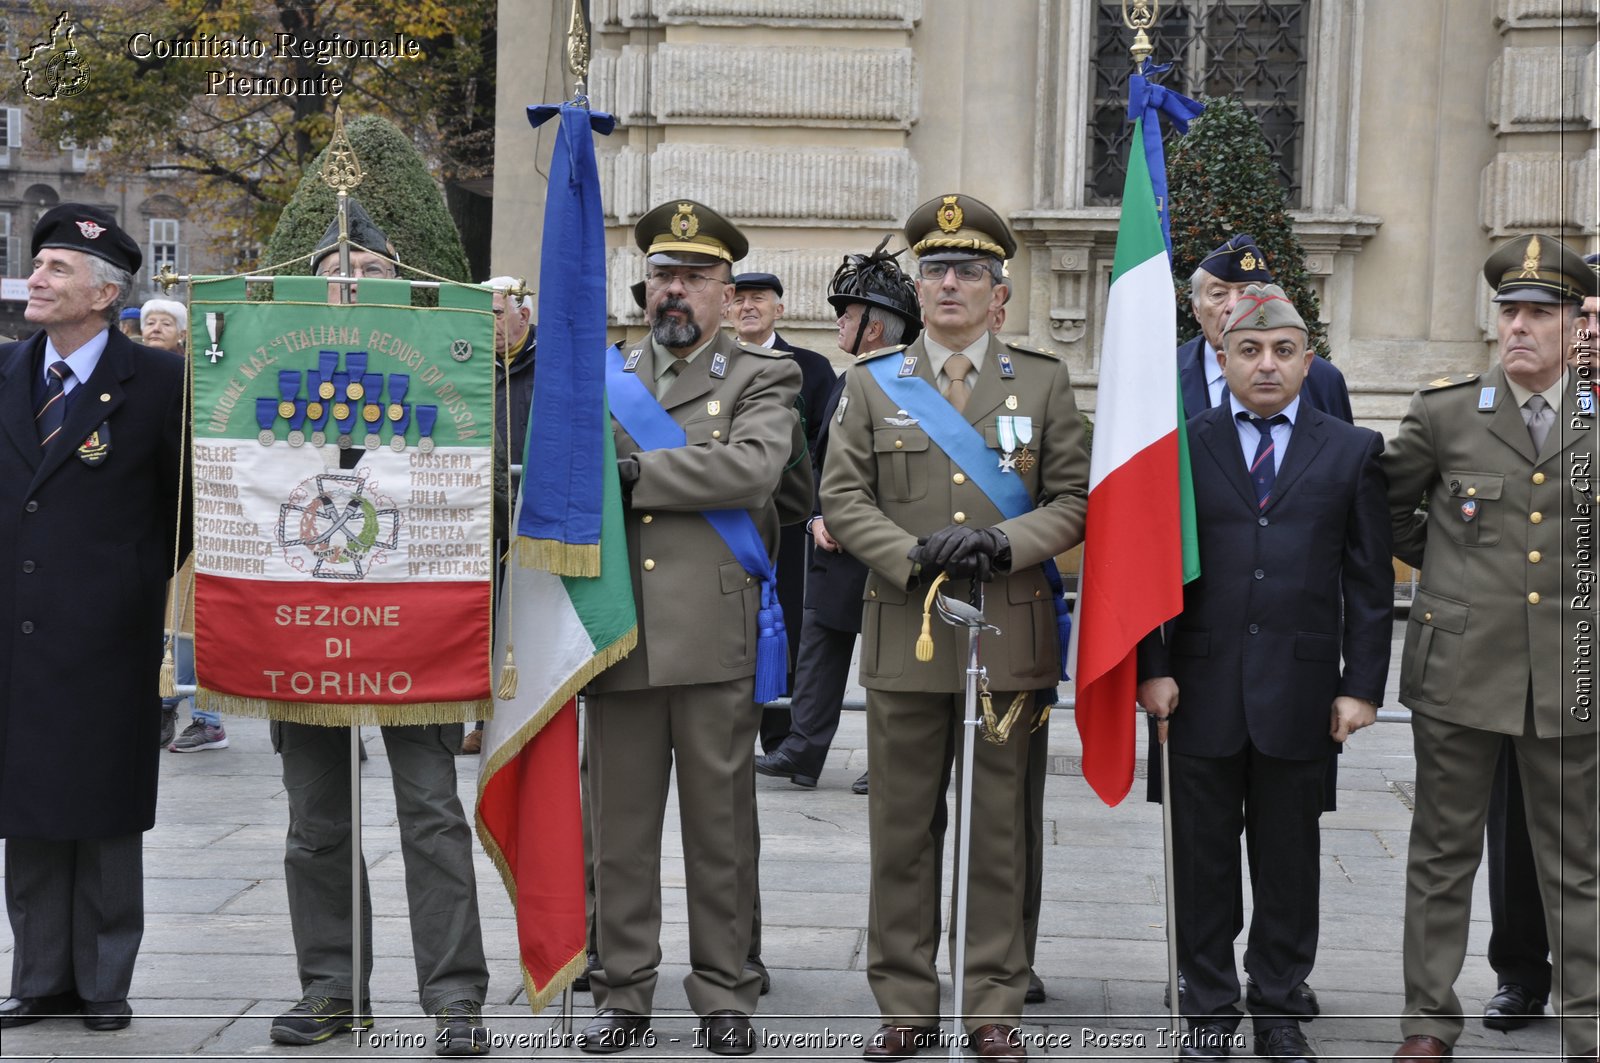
170, 720, 229, 752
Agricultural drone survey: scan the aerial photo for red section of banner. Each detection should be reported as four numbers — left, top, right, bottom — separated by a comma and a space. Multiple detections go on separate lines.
194, 573, 490, 702
478, 700, 586, 995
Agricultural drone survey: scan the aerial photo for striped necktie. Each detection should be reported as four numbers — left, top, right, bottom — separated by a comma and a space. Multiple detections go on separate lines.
36, 361, 73, 448
1243, 412, 1288, 509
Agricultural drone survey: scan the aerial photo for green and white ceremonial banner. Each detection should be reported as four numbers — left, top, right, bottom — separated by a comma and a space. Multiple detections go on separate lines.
187, 275, 496, 725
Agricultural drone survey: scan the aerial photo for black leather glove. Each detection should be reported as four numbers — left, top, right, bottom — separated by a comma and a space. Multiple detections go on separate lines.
617, 457, 640, 499
908, 525, 1011, 583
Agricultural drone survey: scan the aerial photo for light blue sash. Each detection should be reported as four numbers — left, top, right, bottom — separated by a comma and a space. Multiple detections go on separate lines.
606, 345, 787, 702
865, 357, 1071, 680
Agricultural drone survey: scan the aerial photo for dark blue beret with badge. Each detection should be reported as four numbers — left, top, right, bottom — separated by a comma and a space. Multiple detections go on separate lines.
1196, 233, 1273, 284
32, 203, 142, 274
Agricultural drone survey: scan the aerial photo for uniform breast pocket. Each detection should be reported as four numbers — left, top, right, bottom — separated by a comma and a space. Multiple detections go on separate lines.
872, 426, 930, 502
1437, 471, 1504, 547
685, 415, 732, 445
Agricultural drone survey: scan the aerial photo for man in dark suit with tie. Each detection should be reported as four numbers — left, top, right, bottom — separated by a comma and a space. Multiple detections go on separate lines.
0, 204, 186, 1032
1178, 234, 1351, 423
1138, 284, 1392, 1062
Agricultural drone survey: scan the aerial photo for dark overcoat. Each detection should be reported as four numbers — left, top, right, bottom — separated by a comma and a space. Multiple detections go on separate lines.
0, 328, 186, 838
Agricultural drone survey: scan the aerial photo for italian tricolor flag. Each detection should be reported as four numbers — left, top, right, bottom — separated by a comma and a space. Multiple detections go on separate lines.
1073, 117, 1200, 806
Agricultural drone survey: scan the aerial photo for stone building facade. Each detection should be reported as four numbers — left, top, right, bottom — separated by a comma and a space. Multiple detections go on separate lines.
492, 0, 1597, 435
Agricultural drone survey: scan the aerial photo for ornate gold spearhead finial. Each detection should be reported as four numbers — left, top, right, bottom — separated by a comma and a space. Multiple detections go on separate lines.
566, 0, 591, 84
1122, 0, 1160, 70
321, 106, 364, 194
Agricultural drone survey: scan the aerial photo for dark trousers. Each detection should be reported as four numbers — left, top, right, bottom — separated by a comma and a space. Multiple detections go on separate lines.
1170, 745, 1325, 1034
5, 833, 144, 1003
771, 609, 858, 778
1486, 738, 1552, 999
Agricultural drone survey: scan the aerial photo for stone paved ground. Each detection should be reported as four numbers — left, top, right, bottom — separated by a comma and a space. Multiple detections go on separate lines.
0, 624, 1578, 1060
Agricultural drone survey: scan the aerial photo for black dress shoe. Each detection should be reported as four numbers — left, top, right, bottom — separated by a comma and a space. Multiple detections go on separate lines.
82, 999, 133, 1031
1483, 983, 1545, 1031
0, 992, 79, 1028
1246, 978, 1321, 1017
1162, 970, 1188, 1008
754, 750, 817, 789
701, 1010, 755, 1056
1255, 1024, 1315, 1061
852, 772, 869, 795
1025, 969, 1046, 1003
577, 1009, 652, 1054
745, 958, 771, 995
1178, 1021, 1237, 1061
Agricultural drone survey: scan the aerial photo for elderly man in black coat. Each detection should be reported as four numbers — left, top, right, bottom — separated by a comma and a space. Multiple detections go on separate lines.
0, 204, 186, 1032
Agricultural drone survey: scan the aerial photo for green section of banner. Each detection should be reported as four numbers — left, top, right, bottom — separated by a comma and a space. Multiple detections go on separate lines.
187, 283, 495, 449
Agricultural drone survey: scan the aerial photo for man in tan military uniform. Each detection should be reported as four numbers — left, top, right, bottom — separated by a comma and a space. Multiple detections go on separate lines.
579, 200, 807, 1057
1385, 234, 1599, 1062
821, 195, 1088, 1061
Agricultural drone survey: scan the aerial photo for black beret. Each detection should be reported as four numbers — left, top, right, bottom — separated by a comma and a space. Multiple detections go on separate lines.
312, 197, 397, 274
732, 272, 783, 297
1196, 233, 1273, 284
32, 203, 141, 274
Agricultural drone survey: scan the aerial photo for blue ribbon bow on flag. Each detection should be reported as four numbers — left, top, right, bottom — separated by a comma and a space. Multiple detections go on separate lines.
1127, 63, 1205, 258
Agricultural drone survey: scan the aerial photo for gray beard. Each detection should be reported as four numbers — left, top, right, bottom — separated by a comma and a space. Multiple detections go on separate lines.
650, 298, 702, 349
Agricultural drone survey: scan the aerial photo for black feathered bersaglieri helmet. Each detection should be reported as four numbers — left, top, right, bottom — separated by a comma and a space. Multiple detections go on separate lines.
827, 235, 922, 352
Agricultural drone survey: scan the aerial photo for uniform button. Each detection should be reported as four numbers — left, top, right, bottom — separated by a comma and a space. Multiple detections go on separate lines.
1530, 512, 1543, 524
1034, 590, 1042, 598
20, 621, 34, 634
1467, 487, 1477, 497
24, 500, 37, 512
711, 430, 722, 440
1258, 516, 1268, 527
1532, 472, 1546, 485
952, 473, 966, 485
1248, 624, 1260, 635
1253, 569, 1265, 580
642, 559, 656, 571
641, 514, 653, 524
953, 512, 966, 524
869, 589, 877, 599
21, 560, 34, 572
894, 439, 904, 449
1528, 592, 1541, 604
1529, 550, 1542, 563
1423, 612, 1433, 622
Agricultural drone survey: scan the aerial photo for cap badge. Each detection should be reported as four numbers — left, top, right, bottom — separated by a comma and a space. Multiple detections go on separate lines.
937, 196, 964, 234
76, 219, 105, 239
1240, 252, 1257, 271
1520, 236, 1541, 277
671, 203, 699, 240
1255, 308, 1269, 326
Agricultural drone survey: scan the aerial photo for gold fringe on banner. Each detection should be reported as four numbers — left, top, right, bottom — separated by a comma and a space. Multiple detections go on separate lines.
514, 537, 601, 578
197, 689, 492, 727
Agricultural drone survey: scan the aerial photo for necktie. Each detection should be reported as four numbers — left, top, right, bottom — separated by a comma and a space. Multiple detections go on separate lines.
1523, 394, 1553, 453
36, 361, 73, 448
1243, 413, 1287, 509
657, 359, 681, 400
944, 353, 973, 414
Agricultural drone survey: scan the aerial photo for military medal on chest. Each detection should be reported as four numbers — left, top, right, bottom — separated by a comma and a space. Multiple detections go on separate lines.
996, 414, 1035, 474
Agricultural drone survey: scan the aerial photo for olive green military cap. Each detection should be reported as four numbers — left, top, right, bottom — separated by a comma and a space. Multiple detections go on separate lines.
634, 198, 748, 265
904, 193, 1017, 261
1222, 283, 1308, 336
1484, 233, 1596, 304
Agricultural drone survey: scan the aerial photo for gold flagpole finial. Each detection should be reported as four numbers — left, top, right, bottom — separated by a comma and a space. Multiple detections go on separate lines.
321, 105, 364, 195
1122, 0, 1160, 70
566, 0, 591, 89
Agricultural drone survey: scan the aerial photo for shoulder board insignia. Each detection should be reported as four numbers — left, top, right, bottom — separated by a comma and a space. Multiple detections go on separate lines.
897, 353, 918, 377
996, 351, 1016, 379
1423, 373, 1479, 390
1004, 340, 1059, 360
623, 347, 644, 372
853, 343, 908, 364
735, 339, 782, 358
710, 351, 728, 379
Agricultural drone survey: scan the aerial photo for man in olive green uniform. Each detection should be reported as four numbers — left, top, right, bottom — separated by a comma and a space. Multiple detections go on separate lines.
578, 200, 807, 1057
1385, 234, 1599, 1063
821, 195, 1088, 1062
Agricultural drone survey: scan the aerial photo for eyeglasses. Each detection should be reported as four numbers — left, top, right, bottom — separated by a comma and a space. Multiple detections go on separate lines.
645, 269, 725, 293
917, 261, 991, 283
